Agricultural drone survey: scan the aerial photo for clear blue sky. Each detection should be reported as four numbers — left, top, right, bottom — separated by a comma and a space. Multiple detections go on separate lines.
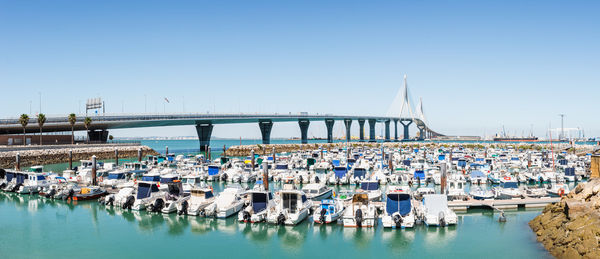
1, 0, 598, 139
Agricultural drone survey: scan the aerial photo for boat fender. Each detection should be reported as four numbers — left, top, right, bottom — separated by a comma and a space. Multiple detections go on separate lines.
355, 209, 363, 227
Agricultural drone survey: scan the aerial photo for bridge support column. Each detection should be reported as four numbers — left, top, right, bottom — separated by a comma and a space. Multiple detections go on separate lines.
418, 126, 425, 141
87, 130, 109, 143
368, 119, 376, 142
298, 119, 310, 144
195, 122, 213, 151
325, 119, 334, 143
393, 119, 399, 142
400, 120, 412, 141
344, 119, 352, 142
358, 119, 365, 142
384, 120, 391, 142
259, 120, 273, 144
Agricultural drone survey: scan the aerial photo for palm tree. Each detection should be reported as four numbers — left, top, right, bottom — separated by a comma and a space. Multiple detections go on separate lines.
84, 117, 92, 143
19, 114, 29, 145
68, 113, 77, 144
37, 113, 46, 145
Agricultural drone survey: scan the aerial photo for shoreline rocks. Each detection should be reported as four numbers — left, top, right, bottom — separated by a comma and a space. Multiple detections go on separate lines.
0, 145, 159, 168
529, 179, 600, 258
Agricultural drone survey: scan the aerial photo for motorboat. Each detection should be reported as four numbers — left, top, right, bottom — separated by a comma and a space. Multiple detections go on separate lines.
158, 181, 187, 214
72, 186, 107, 201
205, 185, 246, 218
17, 172, 50, 194
522, 186, 548, 198
342, 192, 377, 228
101, 187, 135, 208
469, 186, 494, 200
181, 174, 203, 194
446, 174, 467, 201
382, 186, 415, 228
238, 185, 273, 223
357, 180, 382, 201
469, 170, 487, 185
421, 194, 457, 227
547, 183, 570, 197
180, 185, 215, 216
350, 167, 368, 185
312, 199, 345, 224
99, 171, 130, 189
267, 184, 312, 225
301, 183, 332, 201
131, 181, 161, 210
493, 176, 522, 199
328, 166, 350, 185
335, 189, 355, 202
206, 165, 221, 181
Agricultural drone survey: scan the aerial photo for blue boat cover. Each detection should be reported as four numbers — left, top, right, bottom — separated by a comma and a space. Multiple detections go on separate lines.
6, 172, 14, 182
438, 155, 446, 161
334, 167, 347, 178
471, 170, 485, 178
16, 173, 26, 184
332, 160, 340, 167
141, 175, 160, 182
108, 173, 125, 180
403, 160, 411, 166
252, 193, 268, 212
565, 168, 575, 176
559, 159, 568, 165
353, 168, 366, 179
360, 181, 379, 191
458, 160, 467, 167
137, 183, 158, 199
413, 170, 425, 180
208, 166, 219, 176
275, 164, 288, 170
475, 158, 484, 162
386, 193, 411, 216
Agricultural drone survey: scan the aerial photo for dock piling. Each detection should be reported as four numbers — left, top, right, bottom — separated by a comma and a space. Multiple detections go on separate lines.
92, 155, 97, 186
137, 148, 142, 162
69, 150, 73, 170
115, 149, 119, 166
15, 153, 20, 171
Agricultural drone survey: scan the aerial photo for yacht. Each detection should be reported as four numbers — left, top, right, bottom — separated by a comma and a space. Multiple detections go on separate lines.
238, 185, 273, 223
267, 184, 312, 225
421, 194, 457, 227
180, 185, 215, 216
342, 192, 377, 228
301, 183, 332, 201
357, 180, 382, 201
382, 186, 415, 228
17, 172, 50, 194
547, 183, 570, 197
493, 176, 522, 199
470, 186, 494, 200
159, 181, 187, 214
205, 185, 246, 218
313, 199, 345, 224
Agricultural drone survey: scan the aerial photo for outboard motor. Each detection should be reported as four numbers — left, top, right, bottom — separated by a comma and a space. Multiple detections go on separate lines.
277, 213, 286, 225
298, 175, 303, 184
122, 195, 135, 210
11, 183, 22, 192
393, 213, 403, 228
178, 200, 188, 215
438, 211, 446, 227
315, 176, 320, 184
149, 199, 164, 213
98, 197, 106, 205
47, 189, 57, 199
319, 207, 327, 223
242, 210, 251, 222
106, 196, 115, 206
355, 209, 363, 227
221, 173, 228, 182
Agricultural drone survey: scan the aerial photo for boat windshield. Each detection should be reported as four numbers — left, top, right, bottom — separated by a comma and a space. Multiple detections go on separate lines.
353, 168, 366, 178
386, 193, 411, 216
360, 182, 379, 191
275, 164, 288, 170
137, 183, 159, 199
108, 173, 124, 180
501, 182, 518, 189
251, 193, 268, 213
141, 175, 160, 182
282, 193, 298, 213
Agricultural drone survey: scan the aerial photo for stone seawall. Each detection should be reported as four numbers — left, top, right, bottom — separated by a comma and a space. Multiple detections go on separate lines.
529, 179, 600, 258
0, 145, 159, 169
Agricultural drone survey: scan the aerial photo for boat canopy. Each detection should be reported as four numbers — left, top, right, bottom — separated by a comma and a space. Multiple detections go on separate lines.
413, 170, 426, 180
332, 160, 340, 167
386, 193, 411, 216
352, 193, 369, 205
403, 160, 411, 166
192, 189, 213, 199
208, 166, 219, 176
565, 168, 575, 176
334, 167, 347, 178
438, 155, 446, 161
36, 175, 45, 181
423, 194, 448, 216
160, 176, 178, 183
353, 168, 367, 178
360, 181, 379, 191
6, 171, 14, 182
16, 173, 26, 184
470, 170, 485, 178
500, 181, 518, 189
275, 164, 288, 170
251, 192, 268, 213
108, 172, 125, 180
141, 175, 160, 182
137, 182, 159, 199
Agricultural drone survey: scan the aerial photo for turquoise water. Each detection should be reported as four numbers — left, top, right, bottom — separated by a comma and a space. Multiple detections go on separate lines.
2, 139, 553, 258
0, 192, 550, 259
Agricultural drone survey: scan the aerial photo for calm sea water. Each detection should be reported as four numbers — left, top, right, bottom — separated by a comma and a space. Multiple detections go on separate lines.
0, 139, 553, 258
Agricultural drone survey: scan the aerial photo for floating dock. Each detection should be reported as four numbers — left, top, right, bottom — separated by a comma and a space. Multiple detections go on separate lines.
448, 197, 560, 211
